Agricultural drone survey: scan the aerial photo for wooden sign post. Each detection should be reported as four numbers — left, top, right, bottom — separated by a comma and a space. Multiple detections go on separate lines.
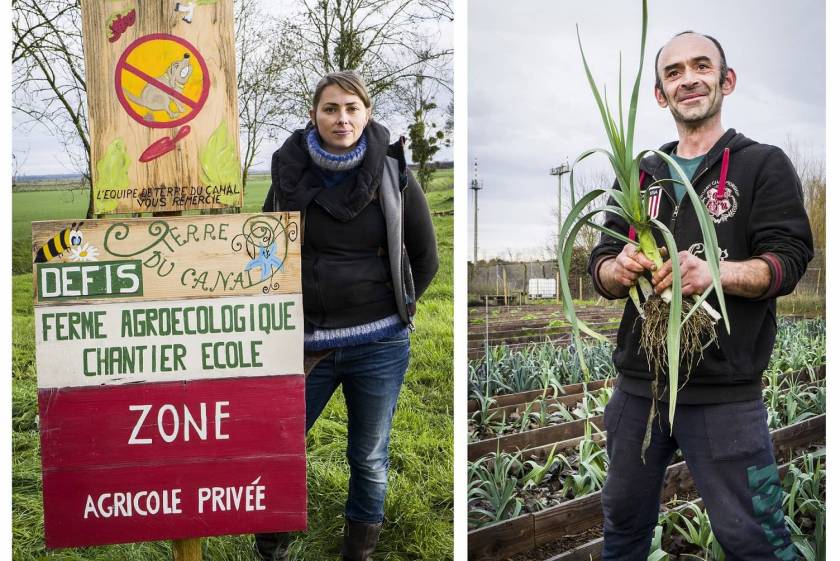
33, 214, 306, 553
81, 0, 242, 214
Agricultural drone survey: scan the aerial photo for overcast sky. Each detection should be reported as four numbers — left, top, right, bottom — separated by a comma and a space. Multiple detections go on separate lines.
468, 0, 825, 261
12, 0, 453, 176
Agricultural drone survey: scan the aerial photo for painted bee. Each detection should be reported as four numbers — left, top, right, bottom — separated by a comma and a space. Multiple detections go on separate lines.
34, 222, 84, 263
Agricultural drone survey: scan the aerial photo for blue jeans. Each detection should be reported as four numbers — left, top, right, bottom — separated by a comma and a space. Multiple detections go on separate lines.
601, 389, 796, 561
305, 330, 410, 523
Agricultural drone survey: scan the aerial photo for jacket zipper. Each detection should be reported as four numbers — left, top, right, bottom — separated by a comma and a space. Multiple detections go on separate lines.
662, 162, 712, 233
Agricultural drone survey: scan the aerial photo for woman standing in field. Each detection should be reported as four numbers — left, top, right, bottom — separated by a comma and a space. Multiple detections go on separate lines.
255, 71, 439, 561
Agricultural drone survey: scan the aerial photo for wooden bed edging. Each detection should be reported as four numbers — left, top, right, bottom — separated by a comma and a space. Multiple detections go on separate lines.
469, 416, 606, 461
468, 379, 612, 413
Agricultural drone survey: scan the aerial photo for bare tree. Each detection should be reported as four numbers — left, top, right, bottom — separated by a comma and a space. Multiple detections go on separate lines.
235, 0, 299, 189
784, 138, 825, 257
284, 0, 452, 120
415, 0, 453, 21
13, 0, 92, 215
545, 169, 611, 259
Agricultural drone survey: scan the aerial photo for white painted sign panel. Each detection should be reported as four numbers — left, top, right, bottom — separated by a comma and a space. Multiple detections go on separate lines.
36, 294, 302, 389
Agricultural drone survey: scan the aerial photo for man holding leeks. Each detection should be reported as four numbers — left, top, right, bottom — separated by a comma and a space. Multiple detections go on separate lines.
589, 32, 813, 560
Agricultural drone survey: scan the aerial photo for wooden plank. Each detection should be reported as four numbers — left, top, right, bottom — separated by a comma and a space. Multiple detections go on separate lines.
519, 432, 606, 461
468, 514, 534, 561
32, 213, 301, 304
469, 416, 605, 461
534, 492, 602, 543
792, 363, 825, 383
467, 364, 824, 413
468, 379, 611, 413
80, 0, 241, 213
770, 413, 825, 459
43, 456, 306, 548
543, 536, 603, 561
38, 377, 305, 470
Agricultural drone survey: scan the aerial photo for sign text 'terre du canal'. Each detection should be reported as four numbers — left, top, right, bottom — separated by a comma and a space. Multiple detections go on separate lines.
33, 213, 306, 548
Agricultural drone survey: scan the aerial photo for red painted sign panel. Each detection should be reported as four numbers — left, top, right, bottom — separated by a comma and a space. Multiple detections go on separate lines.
39, 376, 306, 548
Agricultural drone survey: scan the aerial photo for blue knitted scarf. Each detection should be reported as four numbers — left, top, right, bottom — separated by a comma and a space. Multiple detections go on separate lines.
306, 128, 368, 172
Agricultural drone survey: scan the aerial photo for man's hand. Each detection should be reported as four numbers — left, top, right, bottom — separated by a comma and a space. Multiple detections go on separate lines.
651, 252, 773, 299
598, 243, 658, 297
652, 251, 712, 296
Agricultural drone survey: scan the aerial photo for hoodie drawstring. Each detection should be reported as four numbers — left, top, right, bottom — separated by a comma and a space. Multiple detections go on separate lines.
716, 147, 730, 200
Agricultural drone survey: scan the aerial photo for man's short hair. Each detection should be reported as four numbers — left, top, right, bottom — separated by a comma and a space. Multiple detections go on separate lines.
654, 31, 728, 93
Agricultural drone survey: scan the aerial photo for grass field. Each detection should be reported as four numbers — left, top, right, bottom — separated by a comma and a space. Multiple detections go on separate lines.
12, 171, 454, 560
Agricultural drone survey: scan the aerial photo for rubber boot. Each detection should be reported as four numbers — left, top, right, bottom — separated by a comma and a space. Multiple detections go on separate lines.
341, 519, 382, 561
253, 532, 291, 561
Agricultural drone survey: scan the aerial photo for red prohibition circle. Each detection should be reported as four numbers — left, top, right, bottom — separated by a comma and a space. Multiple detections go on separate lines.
114, 33, 211, 129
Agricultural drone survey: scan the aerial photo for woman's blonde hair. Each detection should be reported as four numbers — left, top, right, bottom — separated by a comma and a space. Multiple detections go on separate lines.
312, 71, 372, 110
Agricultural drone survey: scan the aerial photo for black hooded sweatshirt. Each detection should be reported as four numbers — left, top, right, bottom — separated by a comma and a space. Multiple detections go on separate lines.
263, 120, 439, 329
589, 129, 813, 404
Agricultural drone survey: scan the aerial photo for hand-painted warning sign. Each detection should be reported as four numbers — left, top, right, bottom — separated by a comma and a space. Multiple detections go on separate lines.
81, 1, 242, 214
115, 34, 210, 129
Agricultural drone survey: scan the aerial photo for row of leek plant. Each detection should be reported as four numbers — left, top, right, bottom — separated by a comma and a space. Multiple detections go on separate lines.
469, 318, 823, 441
469, 317, 822, 406
468, 422, 606, 529
470, 363, 824, 448
469, 316, 821, 405
468, 339, 615, 400
469, 387, 611, 442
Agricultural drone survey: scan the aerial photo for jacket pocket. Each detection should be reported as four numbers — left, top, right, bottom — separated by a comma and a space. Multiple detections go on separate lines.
704, 399, 770, 461
373, 330, 410, 345
604, 389, 630, 433
318, 255, 392, 313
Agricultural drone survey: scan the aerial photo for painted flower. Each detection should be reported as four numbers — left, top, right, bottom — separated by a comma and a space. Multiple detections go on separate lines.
244, 241, 284, 281
68, 242, 99, 262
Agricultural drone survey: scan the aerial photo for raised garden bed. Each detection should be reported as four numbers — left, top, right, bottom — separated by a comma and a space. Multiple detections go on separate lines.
468, 414, 825, 560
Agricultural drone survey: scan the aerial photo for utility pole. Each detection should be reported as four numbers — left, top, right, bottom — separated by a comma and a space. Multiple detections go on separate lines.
471, 158, 482, 264
549, 162, 570, 273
